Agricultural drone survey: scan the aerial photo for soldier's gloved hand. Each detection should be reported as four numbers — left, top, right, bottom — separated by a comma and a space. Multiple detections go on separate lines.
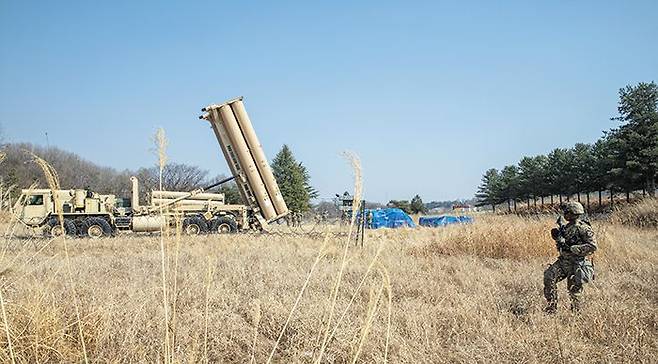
550, 228, 560, 241
570, 245, 583, 255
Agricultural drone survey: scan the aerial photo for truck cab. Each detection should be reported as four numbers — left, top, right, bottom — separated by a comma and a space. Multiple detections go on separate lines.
13, 188, 118, 237
14, 189, 54, 226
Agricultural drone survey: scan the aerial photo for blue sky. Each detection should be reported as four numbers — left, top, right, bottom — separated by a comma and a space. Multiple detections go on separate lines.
1, 1, 656, 203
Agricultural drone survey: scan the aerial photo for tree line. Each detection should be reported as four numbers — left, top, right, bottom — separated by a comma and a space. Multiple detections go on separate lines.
476, 82, 658, 212
387, 194, 427, 214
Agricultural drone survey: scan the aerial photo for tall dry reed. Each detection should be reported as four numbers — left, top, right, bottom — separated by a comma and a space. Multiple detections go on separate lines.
152, 127, 171, 363
0, 288, 15, 364
315, 152, 363, 363
27, 151, 89, 364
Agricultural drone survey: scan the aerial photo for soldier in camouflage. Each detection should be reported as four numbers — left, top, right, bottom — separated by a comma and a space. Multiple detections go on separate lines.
544, 201, 597, 313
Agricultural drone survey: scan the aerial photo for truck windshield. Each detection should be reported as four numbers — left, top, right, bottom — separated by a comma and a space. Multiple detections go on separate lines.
115, 198, 131, 208
27, 195, 44, 206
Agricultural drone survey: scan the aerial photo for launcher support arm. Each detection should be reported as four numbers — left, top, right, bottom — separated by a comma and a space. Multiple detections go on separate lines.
142, 175, 236, 214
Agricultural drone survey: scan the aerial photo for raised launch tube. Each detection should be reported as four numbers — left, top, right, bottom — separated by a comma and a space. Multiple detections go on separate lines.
217, 104, 277, 220
230, 100, 288, 216
200, 97, 289, 222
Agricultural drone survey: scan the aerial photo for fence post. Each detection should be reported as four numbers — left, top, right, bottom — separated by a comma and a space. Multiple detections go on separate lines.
360, 200, 365, 247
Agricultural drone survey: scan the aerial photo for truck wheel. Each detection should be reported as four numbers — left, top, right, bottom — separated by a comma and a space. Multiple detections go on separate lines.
45, 218, 77, 237
211, 217, 237, 234
183, 217, 207, 235
82, 217, 113, 239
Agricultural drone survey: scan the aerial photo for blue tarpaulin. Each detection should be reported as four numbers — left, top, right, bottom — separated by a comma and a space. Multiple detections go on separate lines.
419, 215, 474, 227
358, 208, 416, 229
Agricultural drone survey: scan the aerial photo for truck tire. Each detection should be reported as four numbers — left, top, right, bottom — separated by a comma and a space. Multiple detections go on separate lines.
182, 217, 207, 235
211, 216, 238, 234
45, 218, 77, 237
81, 217, 113, 239
73, 219, 87, 236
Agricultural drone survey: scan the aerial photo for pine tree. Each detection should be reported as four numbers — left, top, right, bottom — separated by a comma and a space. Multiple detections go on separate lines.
591, 138, 614, 205
610, 82, 658, 196
271, 145, 317, 213
571, 143, 596, 203
533, 155, 550, 205
518, 156, 548, 207
547, 148, 575, 202
475, 168, 502, 211
410, 194, 426, 214
500, 165, 520, 211
387, 200, 411, 214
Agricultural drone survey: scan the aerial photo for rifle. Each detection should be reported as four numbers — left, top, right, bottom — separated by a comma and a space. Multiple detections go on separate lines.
550, 215, 569, 253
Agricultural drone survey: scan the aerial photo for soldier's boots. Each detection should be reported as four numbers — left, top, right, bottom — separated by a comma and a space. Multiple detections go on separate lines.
544, 302, 558, 315
570, 300, 581, 312
544, 301, 582, 314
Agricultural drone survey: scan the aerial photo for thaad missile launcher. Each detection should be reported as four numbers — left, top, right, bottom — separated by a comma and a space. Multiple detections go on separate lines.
199, 97, 289, 224
13, 97, 289, 238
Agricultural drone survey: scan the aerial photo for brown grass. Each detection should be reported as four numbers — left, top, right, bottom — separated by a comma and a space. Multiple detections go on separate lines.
609, 197, 658, 229
0, 213, 10, 224
0, 215, 656, 363
410, 214, 556, 260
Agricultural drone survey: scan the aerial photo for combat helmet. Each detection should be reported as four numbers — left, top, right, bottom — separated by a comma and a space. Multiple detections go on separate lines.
562, 201, 585, 215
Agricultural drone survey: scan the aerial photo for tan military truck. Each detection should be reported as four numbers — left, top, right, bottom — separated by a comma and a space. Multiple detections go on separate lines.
13, 96, 289, 238
12, 181, 244, 238
13, 188, 118, 237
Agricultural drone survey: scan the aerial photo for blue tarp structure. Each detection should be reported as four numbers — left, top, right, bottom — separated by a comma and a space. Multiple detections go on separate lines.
419, 215, 474, 227
358, 208, 416, 229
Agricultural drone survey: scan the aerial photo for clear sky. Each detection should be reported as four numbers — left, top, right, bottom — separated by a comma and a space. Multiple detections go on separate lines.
1, 1, 656, 203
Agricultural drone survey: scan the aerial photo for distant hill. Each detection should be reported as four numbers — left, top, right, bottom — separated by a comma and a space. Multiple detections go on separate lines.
1, 142, 133, 197
0, 142, 238, 202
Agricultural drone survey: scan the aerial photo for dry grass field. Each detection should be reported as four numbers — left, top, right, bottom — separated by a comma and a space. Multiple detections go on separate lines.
0, 209, 656, 363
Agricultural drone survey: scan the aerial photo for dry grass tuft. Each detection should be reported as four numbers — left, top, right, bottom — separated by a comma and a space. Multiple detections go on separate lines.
410, 215, 558, 260
609, 197, 658, 229
152, 128, 169, 176
152, 127, 173, 363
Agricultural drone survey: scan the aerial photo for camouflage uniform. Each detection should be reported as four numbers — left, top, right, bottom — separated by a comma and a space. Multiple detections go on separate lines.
544, 202, 597, 312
